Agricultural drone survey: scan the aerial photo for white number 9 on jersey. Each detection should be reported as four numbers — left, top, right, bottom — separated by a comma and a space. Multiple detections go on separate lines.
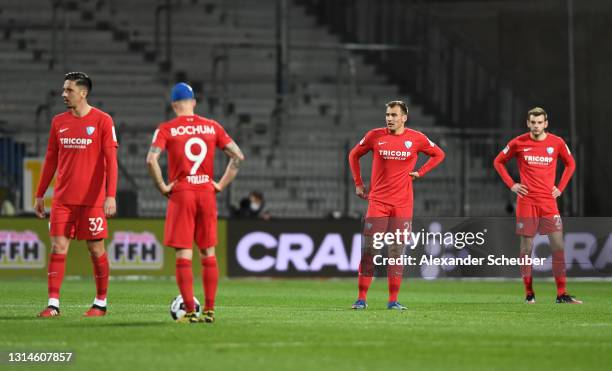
184, 137, 208, 175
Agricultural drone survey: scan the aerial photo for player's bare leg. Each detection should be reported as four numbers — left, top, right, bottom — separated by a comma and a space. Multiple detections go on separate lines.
548, 231, 582, 304
199, 246, 218, 323
519, 236, 535, 303
386, 243, 406, 310
83, 239, 110, 316
38, 236, 70, 317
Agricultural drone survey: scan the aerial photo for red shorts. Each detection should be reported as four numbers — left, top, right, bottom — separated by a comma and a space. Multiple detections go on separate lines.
515, 199, 562, 237
364, 199, 413, 236
164, 190, 217, 249
50, 202, 108, 240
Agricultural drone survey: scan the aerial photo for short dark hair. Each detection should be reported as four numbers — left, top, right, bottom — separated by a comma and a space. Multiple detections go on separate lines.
527, 106, 547, 120
250, 191, 264, 201
386, 100, 408, 115
65, 72, 92, 93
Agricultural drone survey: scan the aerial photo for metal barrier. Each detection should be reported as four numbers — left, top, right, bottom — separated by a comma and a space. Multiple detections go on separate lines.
34, 91, 55, 157
49, 0, 71, 70
210, 44, 230, 116
154, 0, 173, 70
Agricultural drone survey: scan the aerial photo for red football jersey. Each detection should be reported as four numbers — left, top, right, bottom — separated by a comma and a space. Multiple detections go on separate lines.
36, 107, 118, 207
151, 115, 232, 193
494, 132, 575, 204
349, 127, 445, 207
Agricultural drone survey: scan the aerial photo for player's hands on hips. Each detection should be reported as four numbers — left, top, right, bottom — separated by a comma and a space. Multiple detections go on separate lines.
355, 185, 367, 199
409, 171, 420, 180
212, 181, 223, 193
159, 181, 176, 198
34, 197, 46, 219
552, 186, 561, 198
104, 197, 117, 217
511, 183, 529, 197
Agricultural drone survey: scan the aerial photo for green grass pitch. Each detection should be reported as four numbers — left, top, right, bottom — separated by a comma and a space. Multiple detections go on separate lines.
1, 279, 611, 370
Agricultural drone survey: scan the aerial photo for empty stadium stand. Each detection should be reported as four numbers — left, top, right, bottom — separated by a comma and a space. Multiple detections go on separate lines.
0, 0, 511, 218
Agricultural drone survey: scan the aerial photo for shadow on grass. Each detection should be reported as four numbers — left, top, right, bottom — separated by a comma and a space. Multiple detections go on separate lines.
64, 322, 170, 328
0, 316, 173, 326
0, 316, 50, 321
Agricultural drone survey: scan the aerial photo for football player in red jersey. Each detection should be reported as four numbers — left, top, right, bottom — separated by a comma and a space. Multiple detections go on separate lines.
349, 100, 445, 310
35, 72, 118, 317
147, 83, 245, 323
494, 107, 581, 304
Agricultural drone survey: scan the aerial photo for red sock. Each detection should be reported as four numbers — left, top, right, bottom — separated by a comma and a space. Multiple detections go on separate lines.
48, 253, 66, 301
387, 265, 403, 302
552, 250, 567, 296
357, 258, 374, 300
91, 253, 109, 300
522, 276, 534, 295
358, 275, 373, 301
520, 254, 533, 295
201, 256, 218, 311
175, 258, 195, 312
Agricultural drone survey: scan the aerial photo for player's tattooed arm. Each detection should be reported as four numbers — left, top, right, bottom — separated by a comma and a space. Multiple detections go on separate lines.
224, 142, 245, 170
214, 141, 246, 193
146, 146, 175, 197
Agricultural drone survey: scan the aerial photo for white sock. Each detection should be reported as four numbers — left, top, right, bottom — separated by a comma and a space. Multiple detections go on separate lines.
93, 298, 107, 307
48, 298, 60, 308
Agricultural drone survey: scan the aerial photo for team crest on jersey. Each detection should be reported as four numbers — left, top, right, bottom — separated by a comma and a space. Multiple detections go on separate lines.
86, 126, 95, 135
546, 147, 554, 155
404, 141, 412, 149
